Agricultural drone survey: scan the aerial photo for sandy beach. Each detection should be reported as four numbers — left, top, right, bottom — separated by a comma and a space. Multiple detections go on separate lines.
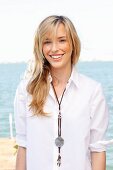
0, 138, 16, 170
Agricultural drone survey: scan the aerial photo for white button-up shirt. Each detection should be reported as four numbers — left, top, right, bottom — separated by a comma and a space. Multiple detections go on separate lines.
14, 67, 109, 170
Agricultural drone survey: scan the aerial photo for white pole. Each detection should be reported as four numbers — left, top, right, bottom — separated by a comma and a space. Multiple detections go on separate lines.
9, 113, 13, 139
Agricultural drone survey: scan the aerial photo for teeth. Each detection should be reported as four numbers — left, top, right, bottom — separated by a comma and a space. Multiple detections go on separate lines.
50, 55, 63, 59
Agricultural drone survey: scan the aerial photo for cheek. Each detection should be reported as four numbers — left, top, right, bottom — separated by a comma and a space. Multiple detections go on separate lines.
65, 44, 72, 55
62, 42, 72, 52
42, 45, 51, 56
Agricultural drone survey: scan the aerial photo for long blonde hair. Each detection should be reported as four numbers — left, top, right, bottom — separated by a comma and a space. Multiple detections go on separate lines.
27, 15, 81, 116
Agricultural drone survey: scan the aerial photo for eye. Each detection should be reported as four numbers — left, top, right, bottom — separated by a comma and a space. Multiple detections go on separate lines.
59, 39, 66, 43
43, 40, 52, 44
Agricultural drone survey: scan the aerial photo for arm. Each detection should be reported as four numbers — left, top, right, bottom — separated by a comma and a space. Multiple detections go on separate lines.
16, 146, 26, 170
91, 151, 106, 170
14, 81, 27, 170
90, 84, 108, 170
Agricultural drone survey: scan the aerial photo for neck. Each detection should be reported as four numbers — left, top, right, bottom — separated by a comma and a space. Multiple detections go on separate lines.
50, 65, 72, 86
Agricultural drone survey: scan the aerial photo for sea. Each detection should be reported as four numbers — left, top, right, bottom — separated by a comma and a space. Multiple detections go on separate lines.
0, 61, 113, 169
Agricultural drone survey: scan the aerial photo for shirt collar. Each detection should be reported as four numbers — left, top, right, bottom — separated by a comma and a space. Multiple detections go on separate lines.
68, 66, 79, 88
48, 65, 79, 88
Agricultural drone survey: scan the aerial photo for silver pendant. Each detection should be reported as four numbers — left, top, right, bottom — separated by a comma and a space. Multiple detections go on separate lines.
55, 136, 64, 147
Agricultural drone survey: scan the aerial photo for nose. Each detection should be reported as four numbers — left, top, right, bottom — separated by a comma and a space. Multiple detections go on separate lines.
51, 42, 58, 52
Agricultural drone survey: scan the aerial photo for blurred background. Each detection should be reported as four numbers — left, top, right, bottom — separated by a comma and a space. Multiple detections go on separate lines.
0, 0, 113, 169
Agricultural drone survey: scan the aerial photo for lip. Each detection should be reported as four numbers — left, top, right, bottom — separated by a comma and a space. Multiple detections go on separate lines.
49, 54, 64, 59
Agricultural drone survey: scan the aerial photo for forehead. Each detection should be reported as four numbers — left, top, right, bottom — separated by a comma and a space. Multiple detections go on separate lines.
44, 23, 68, 39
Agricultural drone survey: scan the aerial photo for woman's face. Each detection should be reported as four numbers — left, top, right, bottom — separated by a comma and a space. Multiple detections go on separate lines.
42, 23, 73, 70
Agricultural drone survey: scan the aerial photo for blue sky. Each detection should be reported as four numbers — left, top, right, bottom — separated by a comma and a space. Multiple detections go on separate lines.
0, 0, 113, 62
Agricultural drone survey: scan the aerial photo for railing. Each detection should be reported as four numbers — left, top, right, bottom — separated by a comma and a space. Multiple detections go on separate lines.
9, 113, 14, 139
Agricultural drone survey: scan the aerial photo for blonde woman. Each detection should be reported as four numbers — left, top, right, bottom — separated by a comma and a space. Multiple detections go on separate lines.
14, 15, 108, 170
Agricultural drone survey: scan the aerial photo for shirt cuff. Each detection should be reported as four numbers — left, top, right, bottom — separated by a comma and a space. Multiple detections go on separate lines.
89, 141, 106, 152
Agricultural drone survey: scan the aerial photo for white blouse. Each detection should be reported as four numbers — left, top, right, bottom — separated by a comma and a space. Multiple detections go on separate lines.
14, 67, 109, 170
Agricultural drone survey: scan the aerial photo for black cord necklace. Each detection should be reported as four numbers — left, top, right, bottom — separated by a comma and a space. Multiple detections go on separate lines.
51, 82, 66, 167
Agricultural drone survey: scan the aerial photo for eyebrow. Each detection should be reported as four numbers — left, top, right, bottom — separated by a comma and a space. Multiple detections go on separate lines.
44, 36, 67, 41
44, 38, 50, 40
58, 36, 67, 39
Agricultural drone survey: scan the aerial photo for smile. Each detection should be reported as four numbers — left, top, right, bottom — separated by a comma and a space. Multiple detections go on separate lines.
49, 54, 64, 59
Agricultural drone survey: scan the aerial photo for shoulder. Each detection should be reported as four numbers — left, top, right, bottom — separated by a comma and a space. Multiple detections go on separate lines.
78, 73, 99, 85
16, 78, 30, 95
71, 66, 102, 92
72, 66, 101, 88
77, 72, 102, 93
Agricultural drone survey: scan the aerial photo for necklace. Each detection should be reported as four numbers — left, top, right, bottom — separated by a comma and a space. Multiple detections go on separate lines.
51, 82, 66, 167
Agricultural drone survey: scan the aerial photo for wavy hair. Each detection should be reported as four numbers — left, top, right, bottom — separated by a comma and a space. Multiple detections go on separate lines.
27, 15, 81, 116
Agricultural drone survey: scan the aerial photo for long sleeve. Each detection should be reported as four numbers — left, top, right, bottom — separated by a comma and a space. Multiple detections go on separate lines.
14, 80, 27, 148
89, 83, 109, 152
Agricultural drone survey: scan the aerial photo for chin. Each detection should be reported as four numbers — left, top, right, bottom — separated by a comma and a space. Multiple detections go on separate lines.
50, 63, 66, 70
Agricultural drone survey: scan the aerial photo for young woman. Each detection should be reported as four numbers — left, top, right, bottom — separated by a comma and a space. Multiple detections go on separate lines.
14, 15, 108, 170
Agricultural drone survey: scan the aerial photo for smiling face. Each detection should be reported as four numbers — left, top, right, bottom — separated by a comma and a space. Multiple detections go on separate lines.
42, 23, 73, 71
